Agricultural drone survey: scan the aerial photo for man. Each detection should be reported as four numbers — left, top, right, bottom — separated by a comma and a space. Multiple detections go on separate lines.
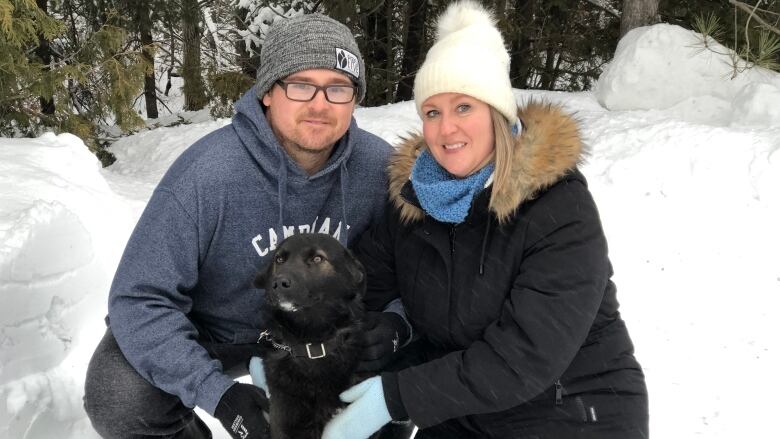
83, 13, 407, 439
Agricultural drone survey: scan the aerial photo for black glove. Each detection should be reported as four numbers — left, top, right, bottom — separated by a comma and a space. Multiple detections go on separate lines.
357, 311, 410, 372
214, 383, 270, 439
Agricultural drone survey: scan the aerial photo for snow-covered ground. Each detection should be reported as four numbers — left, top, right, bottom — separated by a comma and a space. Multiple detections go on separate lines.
1, 24, 779, 438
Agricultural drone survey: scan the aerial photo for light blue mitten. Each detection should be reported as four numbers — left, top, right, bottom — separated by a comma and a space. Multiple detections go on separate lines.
248, 356, 269, 395
322, 376, 392, 439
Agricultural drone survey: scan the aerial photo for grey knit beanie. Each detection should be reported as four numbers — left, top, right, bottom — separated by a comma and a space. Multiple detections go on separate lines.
256, 13, 366, 103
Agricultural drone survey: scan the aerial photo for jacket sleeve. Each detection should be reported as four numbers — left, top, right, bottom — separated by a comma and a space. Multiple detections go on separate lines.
394, 180, 610, 428
108, 188, 234, 415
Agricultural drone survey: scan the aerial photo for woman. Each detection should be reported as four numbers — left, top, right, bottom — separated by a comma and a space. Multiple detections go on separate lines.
321, 2, 649, 438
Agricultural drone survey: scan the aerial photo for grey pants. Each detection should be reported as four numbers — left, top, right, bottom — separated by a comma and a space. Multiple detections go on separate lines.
83, 329, 214, 439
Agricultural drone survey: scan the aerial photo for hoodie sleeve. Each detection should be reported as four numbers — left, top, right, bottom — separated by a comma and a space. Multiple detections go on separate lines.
108, 188, 234, 415
394, 180, 610, 428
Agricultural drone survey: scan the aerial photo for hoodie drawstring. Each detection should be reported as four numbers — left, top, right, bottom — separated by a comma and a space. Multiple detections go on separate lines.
479, 216, 492, 275
339, 163, 349, 245
277, 153, 288, 236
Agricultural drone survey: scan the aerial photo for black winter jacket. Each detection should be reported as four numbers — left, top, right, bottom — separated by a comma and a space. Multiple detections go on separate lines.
355, 102, 645, 429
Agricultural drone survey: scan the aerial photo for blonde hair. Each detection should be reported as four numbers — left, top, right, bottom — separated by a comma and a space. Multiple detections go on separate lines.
489, 106, 516, 224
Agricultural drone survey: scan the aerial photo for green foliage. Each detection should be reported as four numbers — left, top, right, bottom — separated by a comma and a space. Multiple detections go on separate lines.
0, 0, 146, 159
692, 12, 724, 49
0, 0, 64, 135
752, 30, 780, 71
207, 70, 255, 118
0, 0, 60, 46
104, 53, 147, 130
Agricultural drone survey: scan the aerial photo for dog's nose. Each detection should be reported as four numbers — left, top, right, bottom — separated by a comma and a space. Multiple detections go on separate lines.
272, 276, 292, 290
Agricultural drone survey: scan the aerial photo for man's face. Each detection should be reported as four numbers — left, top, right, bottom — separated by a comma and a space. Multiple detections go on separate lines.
263, 69, 357, 157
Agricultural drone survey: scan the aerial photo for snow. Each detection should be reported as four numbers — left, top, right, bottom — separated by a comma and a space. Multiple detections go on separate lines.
1, 23, 779, 438
596, 23, 780, 127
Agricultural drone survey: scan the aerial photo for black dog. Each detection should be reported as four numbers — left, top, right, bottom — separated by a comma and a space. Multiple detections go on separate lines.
254, 233, 367, 439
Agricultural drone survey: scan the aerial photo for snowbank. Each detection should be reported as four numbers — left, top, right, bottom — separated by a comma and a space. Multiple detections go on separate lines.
582, 113, 780, 439
596, 23, 780, 127
0, 134, 134, 438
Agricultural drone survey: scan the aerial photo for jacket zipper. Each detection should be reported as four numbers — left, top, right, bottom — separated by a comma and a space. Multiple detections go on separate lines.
554, 379, 563, 405
449, 225, 457, 257
555, 379, 592, 421
447, 224, 457, 344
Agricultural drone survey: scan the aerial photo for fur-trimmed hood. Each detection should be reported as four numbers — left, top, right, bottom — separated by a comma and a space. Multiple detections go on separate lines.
389, 101, 584, 223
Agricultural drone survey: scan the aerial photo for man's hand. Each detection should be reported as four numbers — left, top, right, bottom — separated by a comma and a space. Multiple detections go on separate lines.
202, 342, 263, 372
214, 383, 270, 439
357, 312, 410, 372
322, 376, 391, 439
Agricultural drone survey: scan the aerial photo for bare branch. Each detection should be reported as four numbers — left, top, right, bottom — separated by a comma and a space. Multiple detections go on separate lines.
729, 0, 780, 36
584, 0, 620, 18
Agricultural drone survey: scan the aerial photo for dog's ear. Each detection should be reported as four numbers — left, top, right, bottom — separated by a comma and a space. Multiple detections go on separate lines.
254, 261, 273, 289
253, 271, 267, 289
343, 248, 366, 287
254, 253, 276, 289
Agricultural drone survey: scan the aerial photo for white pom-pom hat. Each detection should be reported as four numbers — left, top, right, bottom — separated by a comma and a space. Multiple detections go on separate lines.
413, 0, 517, 122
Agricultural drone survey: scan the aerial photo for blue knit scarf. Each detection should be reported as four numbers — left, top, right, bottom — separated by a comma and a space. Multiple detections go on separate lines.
411, 149, 494, 224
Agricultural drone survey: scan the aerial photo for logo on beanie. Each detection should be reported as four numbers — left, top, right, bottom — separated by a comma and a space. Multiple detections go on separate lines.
335, 48, 360, 78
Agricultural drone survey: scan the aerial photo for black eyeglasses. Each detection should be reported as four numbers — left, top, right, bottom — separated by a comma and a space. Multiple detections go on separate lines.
275, 80, 356, 104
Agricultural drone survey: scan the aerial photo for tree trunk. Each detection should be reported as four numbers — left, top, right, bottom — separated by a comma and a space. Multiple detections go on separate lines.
509, 0, 535, 88
539, 3, 566, 90
620, 0, 659, 37
139, 3, 158, 119
396, 0, 428, 102
182, 0, 208, 110
540, 47, 557, 89
383, 1, 395, 103
35, 0, 55, 116
234, 6, 257, 78
363, 5, 389, 106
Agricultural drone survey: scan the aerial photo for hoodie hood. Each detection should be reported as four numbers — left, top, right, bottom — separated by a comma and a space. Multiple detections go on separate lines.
231, 90, 359, 243
389, 100, 585, 224
231, 90, 356, 181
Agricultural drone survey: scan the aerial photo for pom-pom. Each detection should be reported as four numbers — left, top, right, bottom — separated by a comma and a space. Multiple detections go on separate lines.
435, 0, 496, 40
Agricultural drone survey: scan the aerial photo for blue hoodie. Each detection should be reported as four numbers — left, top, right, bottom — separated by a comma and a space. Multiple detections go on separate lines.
107, 90, 392, 414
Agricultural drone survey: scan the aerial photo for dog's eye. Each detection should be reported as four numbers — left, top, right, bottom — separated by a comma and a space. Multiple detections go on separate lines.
275, 255, 285, 264
311, 255, 323, 264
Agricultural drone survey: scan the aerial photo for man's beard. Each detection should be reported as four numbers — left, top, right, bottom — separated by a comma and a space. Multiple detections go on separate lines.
282, 137, 333, 156
284, 110, 338, 153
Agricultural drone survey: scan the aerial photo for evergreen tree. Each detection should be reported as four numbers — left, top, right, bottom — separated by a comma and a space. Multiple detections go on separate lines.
1, 0, 148, 163
0, 0, 65, 135
118, 0, 159, 119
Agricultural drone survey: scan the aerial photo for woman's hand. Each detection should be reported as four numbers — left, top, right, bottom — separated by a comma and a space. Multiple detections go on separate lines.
357, 311, 409, 372
322, 376, 391, 439
248, 356, 269, 395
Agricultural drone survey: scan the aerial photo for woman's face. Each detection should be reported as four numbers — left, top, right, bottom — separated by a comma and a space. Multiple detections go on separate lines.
421, 93, 495, 178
